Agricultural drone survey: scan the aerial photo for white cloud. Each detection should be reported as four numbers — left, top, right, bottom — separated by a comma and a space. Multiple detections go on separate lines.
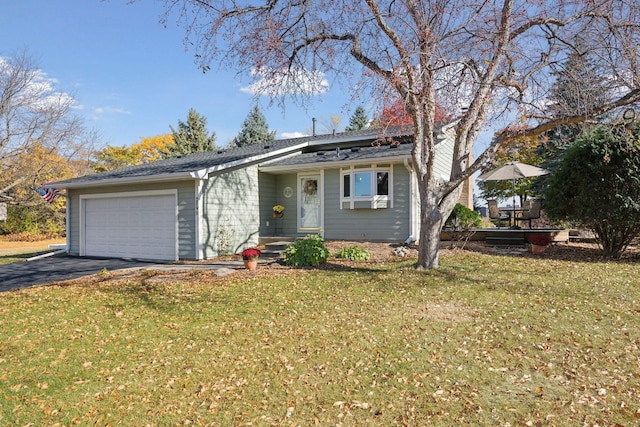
93, 107, 132, 115
279, 131, 308, 139
0, 57, 77, 111
87, 106, 132, 122
241, 68, 329, 97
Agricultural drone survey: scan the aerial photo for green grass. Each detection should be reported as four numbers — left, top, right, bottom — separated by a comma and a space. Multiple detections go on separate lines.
1, 252, 639, 426
0, 249, 49, 265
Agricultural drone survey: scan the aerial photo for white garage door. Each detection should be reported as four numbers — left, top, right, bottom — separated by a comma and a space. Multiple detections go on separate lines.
83, 194, 178, 261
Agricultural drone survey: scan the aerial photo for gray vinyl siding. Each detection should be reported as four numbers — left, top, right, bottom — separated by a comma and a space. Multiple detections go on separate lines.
66, 181, 197, 259
323, 164, 410, 241
67, 191, 81, 255
258, 172, 278, 236
200, 165, 261, 258
433, 129, 455, 181
270, 174, 300, 236
265, 164, 411, 241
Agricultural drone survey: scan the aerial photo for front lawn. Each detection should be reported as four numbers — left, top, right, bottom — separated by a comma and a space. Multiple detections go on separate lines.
1, 250, 639, 426
0, 237, 66, 265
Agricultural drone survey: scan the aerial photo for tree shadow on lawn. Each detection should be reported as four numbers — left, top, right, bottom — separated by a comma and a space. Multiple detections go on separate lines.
47, 269, 218, 313
461, 240, 640, 265
525, 242, 640, 264
313, 260, 405, 273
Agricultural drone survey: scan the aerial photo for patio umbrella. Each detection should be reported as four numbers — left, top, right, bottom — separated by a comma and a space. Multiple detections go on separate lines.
478, 161, 550, 181
478, 161, 550, 224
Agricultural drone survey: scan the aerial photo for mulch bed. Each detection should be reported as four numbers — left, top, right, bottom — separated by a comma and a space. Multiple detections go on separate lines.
177, 238, 640, 269
326, 239, 640, 265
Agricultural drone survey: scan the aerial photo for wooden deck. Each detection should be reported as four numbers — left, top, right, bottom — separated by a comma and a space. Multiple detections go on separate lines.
261, 230, 570, 249
441, 228, 570, 247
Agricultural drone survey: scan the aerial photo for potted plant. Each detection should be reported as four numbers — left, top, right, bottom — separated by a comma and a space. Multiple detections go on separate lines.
241, 247, 262, 270
528, 234, 551, 254
272, 204, 285, 218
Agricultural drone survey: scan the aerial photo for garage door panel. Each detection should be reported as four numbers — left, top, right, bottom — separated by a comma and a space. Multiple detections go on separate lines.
83, 194, 177, 261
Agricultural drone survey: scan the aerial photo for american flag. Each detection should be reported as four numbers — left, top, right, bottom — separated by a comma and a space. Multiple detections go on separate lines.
36, 182, 59, 203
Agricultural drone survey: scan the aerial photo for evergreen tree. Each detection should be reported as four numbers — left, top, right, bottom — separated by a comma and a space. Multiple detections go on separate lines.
545, 122, 640, 257
162, 109, 217, 158
232, 106, 276, 147
548, 39, 609, 122
540, 39, 612, 168
345, 106, 369, 131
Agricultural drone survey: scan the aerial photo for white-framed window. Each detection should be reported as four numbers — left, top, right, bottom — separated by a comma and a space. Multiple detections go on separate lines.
340, 165, 393, 209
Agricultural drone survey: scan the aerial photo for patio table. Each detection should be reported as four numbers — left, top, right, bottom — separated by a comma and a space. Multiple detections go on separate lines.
499, 207, 526, 228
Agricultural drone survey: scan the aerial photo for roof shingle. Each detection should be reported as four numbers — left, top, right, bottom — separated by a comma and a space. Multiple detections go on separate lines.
54, 125, 415, 187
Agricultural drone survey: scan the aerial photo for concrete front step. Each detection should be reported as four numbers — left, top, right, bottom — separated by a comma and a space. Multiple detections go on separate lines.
260, 238, 295, 259
263, 242, 291, 251
259, 236, 296, 245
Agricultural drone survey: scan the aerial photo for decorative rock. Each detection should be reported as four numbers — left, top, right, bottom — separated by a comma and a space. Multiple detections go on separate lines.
213, 268, 236, 277
393, 246, 414, 257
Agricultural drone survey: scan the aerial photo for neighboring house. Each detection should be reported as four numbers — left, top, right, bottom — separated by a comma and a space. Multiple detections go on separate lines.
51, 124, 472, 261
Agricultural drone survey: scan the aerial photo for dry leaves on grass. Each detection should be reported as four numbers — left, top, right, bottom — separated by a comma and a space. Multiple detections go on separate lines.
3, 239, 640, 425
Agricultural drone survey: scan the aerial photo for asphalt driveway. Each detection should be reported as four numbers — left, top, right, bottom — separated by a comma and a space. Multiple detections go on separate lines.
0, 255, 157, 292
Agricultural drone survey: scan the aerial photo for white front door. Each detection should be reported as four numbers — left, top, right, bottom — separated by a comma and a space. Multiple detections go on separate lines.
298, 174, 322, 232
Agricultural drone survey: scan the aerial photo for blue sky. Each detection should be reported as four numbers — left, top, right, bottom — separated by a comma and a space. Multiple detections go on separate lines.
1, 0, 359, 148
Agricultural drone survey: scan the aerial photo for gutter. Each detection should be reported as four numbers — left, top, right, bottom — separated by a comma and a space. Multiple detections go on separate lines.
49, 172, 196, 189
260, 153, 411, 173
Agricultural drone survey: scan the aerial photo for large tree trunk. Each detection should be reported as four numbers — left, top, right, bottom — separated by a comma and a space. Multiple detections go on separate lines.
416, 203, 443, 269
415, 180, 463, 270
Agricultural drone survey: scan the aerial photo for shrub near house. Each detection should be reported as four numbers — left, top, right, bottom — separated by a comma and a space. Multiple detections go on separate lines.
283, 235, 330, 267
445, 203, 482, 230
545, 123, 640, 257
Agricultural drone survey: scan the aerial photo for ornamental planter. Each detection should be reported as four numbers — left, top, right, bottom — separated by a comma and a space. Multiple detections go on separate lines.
272, 205, 285, 218
531, 244, 547, 254
240, 247, 262, 270
243, 259, 258, 270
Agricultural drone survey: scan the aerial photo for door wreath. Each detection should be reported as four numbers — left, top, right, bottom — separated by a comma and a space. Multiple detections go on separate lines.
303, 180, 317, 195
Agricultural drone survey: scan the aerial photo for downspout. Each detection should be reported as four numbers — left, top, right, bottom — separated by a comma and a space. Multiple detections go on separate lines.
27, 248, 67, 261
65, 194, 71, 253
404, 159, 416, 244
195, 179, 205, 260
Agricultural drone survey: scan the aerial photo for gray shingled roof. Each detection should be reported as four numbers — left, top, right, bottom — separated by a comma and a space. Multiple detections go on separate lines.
53, 125, 415, 188
262, 143, 412, 169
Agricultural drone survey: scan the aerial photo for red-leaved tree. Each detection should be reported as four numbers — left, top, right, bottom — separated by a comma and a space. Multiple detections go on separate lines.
153, 0, 640, 269
374, 97, 452, 127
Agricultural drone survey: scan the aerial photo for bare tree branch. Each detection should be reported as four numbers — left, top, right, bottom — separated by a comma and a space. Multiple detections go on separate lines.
158, 0, 640, 269
1, 50, 89, 205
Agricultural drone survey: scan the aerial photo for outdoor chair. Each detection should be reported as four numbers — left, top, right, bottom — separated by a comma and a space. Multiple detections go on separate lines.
515, 199, 541, 228
488, 199, 510, 226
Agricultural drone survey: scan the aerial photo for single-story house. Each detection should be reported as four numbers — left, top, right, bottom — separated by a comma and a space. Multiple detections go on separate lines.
51, 124, 472, 261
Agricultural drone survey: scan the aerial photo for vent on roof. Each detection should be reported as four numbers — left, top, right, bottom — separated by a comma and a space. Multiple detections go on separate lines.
389, 144, 399, 149
316, 151, 325, 156
263, 145, 270, 149
351, 147, 360, 153
217, 150, 225, 154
